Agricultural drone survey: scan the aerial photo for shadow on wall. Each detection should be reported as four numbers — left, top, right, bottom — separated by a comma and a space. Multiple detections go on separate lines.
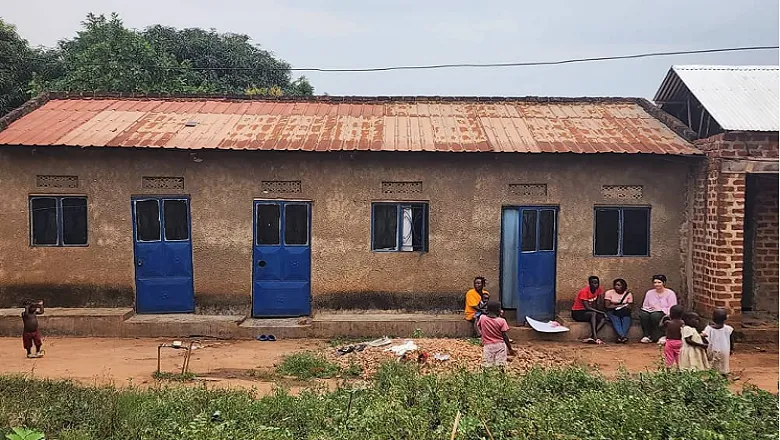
195, 292, 251, 316
313, 291, 463, 313
0, 284, 134, 308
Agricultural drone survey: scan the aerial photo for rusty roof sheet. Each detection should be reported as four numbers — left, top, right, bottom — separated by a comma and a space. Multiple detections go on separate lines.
0, 96, 700, 155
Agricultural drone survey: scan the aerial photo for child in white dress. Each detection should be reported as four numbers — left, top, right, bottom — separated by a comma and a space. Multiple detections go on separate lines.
702, 308, 734, 376
680, 312, 709, 371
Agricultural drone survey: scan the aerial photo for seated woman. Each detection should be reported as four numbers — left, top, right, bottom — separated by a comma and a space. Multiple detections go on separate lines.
639, 274, 678, 343
464, 276, 488, 335
571, 276, 607, 344
604, 278, 633, 343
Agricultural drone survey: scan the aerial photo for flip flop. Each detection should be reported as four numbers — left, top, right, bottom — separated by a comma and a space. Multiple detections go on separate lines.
266, 335, 276, 342
256, 335, 268, 341
582, 338, 596, 344
337, 346, 355, 355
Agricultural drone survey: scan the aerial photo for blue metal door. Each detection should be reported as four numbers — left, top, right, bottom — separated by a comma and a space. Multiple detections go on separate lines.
252, 201, 311, 317
132, 197, 194, 313
514, 207, 557, 323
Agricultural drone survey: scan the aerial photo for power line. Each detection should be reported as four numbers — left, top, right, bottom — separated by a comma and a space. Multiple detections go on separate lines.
23, 45, 777, 73
286, 46, 780, 72
189, 46, 777, 72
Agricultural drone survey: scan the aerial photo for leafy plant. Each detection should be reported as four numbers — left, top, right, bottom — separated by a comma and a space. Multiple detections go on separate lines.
275, 352, 341, 379
0, 366, 776, 439
412, 328, 425, 338
152, 371, 196, 382
5, 427, 44, 440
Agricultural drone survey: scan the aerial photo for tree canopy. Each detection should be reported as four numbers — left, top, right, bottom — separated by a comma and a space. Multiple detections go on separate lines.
0, 20, 60, 115
0, 13, 313, 116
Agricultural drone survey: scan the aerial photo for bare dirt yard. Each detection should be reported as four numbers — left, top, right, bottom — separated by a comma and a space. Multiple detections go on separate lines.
0, 336, 776, 394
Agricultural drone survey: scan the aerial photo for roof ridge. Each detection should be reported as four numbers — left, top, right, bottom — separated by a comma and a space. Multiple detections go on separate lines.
634, 98, 698, 142
42, 91, 644, 103
672, 65, 779, 71
0, 92, 51, 133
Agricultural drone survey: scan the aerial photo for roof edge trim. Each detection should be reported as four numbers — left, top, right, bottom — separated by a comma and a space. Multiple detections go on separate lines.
634, 97, 698, 142
0, 92, 50, 134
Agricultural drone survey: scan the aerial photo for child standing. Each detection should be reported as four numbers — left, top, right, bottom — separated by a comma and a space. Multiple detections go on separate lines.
660, 305, 685, 368
679, 311, 709, 371
21, 300, 45, 358
477, 301, 515, 368
702, 308, 734, 376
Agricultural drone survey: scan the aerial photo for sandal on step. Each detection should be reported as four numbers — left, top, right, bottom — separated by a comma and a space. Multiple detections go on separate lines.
582, 338, 596, 344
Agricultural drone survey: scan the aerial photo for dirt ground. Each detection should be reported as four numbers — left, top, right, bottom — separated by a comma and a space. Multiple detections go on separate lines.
0, 337, 776, 394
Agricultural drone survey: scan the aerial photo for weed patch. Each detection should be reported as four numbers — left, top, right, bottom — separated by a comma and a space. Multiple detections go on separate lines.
275, 352, 342, 379
152, 371, 196, 382
0, 366, 776, 439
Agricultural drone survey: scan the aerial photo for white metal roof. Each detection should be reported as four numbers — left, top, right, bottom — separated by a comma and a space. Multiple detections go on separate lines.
654, 65, 779, 132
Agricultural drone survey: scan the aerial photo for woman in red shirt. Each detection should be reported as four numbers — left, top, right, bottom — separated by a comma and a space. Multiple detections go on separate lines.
571, 276, 608, 344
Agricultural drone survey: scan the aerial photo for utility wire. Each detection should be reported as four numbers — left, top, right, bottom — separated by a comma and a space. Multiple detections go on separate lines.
284, 45, 780, 72
23, 45, 777, 72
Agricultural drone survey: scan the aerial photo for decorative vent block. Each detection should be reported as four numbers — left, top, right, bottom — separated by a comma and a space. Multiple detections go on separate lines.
261, 180, 302, 193
36, 175, 78, 188
602, 185, 643, 200
142, 176, 185, 190
509, 183, 547, 197
382, 181, 423, 194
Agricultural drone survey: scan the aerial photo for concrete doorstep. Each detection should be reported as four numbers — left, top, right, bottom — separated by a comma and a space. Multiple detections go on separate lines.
0, 308, 776, 343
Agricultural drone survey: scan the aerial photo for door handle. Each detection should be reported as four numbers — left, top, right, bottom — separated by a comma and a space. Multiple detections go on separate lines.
258, 260, 267, 267
137, 259, 144, 267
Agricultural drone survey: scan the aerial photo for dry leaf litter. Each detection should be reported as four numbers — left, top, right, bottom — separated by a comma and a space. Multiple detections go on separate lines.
325, 338, 579, 377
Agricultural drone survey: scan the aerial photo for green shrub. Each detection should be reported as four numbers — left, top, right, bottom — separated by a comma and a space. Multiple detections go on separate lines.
275, 352, 341, 379
0, 365, 776, 439
152, 371, 196, 382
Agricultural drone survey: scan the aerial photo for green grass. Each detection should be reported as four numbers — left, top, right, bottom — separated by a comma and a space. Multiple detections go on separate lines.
151, 371, 196, 382
274, 352, 343, 379
326, 336, 371, 348
0, 366, 776, 440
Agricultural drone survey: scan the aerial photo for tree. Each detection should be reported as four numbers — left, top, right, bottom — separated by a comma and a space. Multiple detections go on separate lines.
142, 25, 312, 96
47, 14, 313, 96
0, 19, 59, 115
0, 14, 314, 117
49, 13, 195, 93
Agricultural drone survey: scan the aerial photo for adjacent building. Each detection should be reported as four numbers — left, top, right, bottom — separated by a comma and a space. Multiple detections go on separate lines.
655, 65, 779, 321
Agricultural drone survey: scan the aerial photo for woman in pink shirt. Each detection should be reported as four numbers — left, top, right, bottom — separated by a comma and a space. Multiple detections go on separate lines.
639, 274, 677, 343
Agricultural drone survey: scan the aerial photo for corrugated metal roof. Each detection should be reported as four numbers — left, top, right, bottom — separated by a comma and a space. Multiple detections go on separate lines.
654, 65, 779, 132
0, 96, 699, 155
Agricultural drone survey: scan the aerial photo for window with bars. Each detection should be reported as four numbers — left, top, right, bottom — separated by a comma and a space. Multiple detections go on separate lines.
30, 196, 88, 246
371, 203, 429, 252
594, 207, 650, 256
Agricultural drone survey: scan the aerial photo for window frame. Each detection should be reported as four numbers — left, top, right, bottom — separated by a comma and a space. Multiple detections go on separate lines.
29, 195, 89, 247
283, 203, 310, 247
255, 202, 282, 246
519, 207, 557, 254
161, 198, 191, 242
593, 206, 651, 257
133, 198, 163, 243
370, 202, 429, 253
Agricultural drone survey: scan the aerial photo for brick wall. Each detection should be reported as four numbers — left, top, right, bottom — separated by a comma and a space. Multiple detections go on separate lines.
751, 175, 779, 313
688, 132, 779, 320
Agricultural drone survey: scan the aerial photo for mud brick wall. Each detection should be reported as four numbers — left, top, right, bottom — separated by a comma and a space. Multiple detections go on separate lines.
689, 132, 779, 318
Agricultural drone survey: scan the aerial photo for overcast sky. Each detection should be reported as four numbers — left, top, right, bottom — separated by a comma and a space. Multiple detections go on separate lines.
4, 0, 778, 98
